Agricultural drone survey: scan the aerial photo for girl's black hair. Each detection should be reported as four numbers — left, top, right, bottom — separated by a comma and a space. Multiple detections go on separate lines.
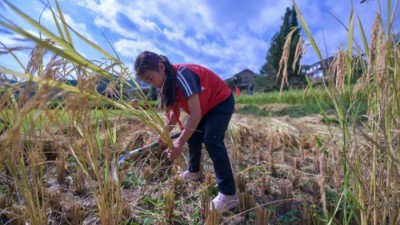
134, 51, 176, 107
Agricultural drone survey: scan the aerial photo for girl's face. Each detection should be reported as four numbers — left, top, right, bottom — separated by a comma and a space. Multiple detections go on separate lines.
140, 62, 166, 88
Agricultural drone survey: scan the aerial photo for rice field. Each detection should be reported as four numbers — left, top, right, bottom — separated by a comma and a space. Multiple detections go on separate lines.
0, 110, 350, 224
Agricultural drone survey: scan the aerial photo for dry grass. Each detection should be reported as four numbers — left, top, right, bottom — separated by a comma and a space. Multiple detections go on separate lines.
1, 0, 399, 224
0, 111, 353, 224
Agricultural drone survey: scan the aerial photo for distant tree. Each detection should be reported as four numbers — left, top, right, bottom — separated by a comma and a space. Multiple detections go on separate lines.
260, 33, 281, 78
260, 6, 302, 90
253, 75, 274, 92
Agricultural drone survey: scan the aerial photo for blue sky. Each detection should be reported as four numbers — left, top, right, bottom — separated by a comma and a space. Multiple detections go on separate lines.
0, 0, 399, 80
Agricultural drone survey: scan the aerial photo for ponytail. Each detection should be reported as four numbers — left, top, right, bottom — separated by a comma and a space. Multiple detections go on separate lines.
159, 55, 176, 107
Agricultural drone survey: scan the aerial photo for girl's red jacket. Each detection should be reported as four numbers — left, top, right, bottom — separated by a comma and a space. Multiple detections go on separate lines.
172, 64, 232, 116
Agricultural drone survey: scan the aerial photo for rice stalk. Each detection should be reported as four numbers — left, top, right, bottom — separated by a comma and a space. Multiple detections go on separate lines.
55, 149, 67, 183
67, 203, 85, 225
163, 189, 175, 221
239, 191, 255, 211
228, 123, 241, 160
255, 204, 271, 225
317, 153, 327, 219
200, 187, 211, 220
5, 205, 26, 225
236, 173, 246, 193
277, 27, 298, 95
205, 208, 221, 225
294, 0, 400, 224
0, 1, 179, 224
0, 1, 172, 144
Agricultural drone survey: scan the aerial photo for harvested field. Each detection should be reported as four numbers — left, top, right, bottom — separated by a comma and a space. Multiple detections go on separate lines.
0, 112, 361, 224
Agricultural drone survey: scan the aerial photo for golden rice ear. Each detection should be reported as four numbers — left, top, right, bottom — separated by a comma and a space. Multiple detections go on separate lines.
293, 37, 306, 74
277, 27, 298, 94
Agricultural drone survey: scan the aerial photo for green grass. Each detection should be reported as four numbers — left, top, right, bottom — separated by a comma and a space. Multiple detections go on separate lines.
235, 103, 324, 117
235, 88, 330, 105
235, 88, 367, 118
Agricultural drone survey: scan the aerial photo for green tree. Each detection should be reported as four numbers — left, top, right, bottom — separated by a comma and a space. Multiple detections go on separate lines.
253, 75, 273, 92
260, 6, 302, 90
260, 33, 281, 78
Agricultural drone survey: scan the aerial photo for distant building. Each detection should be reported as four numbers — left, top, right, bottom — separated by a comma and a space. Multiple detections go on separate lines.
234, 69, 255, 88
302, 56, 334, 79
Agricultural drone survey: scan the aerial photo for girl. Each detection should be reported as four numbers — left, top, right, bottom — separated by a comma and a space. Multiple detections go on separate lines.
134, 51, 238, 213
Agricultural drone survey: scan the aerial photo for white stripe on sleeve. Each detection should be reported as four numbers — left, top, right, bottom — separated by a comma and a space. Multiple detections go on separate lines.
177, 70, 193, 96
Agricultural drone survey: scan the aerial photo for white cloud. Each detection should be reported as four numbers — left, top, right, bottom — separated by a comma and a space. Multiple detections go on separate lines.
0, 50, 30, 74
1, 33, 28, 46
41, 9, 97, 44
114, 39, 164, 59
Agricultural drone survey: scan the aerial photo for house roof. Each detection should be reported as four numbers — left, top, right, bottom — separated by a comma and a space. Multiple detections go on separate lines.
236, 69, 256, 75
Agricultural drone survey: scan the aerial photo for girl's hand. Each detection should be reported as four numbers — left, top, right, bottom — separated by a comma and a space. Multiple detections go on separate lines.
158, 136, 167, 148
166, 139, 184, 161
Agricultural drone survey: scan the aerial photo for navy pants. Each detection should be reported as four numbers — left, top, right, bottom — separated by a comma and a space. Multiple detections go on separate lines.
187, 94, 236, 195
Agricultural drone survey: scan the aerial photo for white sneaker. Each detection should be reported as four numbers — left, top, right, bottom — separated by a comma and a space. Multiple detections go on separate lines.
179, 170, 201, 181
211, 192, 239, 213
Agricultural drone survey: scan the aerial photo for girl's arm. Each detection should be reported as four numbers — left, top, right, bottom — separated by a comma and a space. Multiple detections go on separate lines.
176, 94, 202, 146
166, 106, 178, 133
166, 94, 202, 160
